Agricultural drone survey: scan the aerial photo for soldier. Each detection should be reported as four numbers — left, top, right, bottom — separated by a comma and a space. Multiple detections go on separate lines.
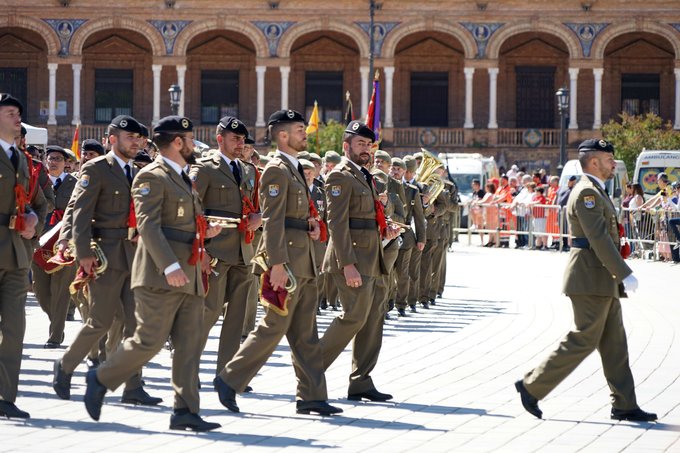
320, 121, 400, 402
31, 145, 78, 348
403, 155, 428, 312
0, 94, 47, 419
190, 116, 261, 376
82, 115, 222, 431
390, 157, 426, 317
53, 115, 161, 406
213, 109, 341, 416
516, 139, 657, 422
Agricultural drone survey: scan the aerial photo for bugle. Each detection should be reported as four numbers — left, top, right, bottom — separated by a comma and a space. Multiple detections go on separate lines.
251, 250, 297, 316
205, 215, 241, 228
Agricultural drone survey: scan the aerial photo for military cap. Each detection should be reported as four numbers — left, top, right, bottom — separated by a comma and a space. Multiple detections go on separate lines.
374, 150, 391, 162
252, 149, 260, 159
371, 168, 388, 184
245, 134, 256, 145
82, 139, 105, 155
218, 116, 249, 137
267, 109, 306, 126
297, 151, 310, 160
139, 124, 150, 138
299, 158, 315, 170
324, 150, 342, 164
344, 120, 375, 141
46, 145, 68, 160
403, 155, 418, 172
308, 152, 322, 164
64, 149, 78, 162
578, 138, 614, 154
0, 93, 23, 115
391, 157, 406, 170
20, 125, 27, 137
154, 115, 193, 133
134, 150, 153, 164
413, 152, 424, 160
110, 115, 144, 135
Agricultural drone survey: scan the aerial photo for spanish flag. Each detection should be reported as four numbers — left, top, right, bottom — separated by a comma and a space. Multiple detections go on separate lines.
71, 123, 80, 161
306, 101, 320, 135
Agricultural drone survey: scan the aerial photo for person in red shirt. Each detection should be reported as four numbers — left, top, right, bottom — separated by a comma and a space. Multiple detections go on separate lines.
493, 175, 514, 247
531, 187, 548, 249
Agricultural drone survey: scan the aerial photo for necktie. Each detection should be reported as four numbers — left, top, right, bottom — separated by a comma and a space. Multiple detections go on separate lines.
230, 160, 241, 186
297, 163, 306, 183
124, 164, 133, 185
604, 185, 610, 196
9, 146, 18, 171
181, 171, 192, 190
54, 177, 62, 192
360, 167, 374, 186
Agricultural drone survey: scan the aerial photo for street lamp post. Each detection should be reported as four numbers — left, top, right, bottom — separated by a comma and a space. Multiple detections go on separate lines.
168, 84, 181, 116
556, 87, 570, 175
368, 0, 376, 99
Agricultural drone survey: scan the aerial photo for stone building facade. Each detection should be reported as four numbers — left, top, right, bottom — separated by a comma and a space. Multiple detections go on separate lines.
1, 0, 680, 169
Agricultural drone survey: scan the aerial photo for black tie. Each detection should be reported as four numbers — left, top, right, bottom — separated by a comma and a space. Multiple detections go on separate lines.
230, 160, 241, 186
9, 146, 18, 171
124, 164, 133, 185
360, 167, 374, 186
297, 163, 308, 188
54, 177, 62, 192
181, 171, 192, 190
604, 185, 610, 196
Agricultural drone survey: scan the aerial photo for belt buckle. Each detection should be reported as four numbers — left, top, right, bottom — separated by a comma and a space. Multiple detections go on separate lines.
8, 215, 17, 230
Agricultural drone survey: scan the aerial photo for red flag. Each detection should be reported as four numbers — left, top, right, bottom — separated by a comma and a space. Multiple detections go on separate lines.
71, 124, 80, 161
364, 70, 381, 142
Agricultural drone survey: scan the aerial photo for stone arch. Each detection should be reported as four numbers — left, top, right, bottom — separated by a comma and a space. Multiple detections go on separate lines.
0, 15, 60, 56
591, 20, 680, 60
277, 19, 369, 59
173, 18, 268, 58
486, 20, 581, 60
382, 18, 476, 60
69, 16, 164, 56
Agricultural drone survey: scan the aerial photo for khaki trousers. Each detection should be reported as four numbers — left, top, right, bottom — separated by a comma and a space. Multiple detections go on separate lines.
0, 268, 28, 403
324, 272, 339, 307
72, 289, 100, 361
97, 286, 203, 413
200, 260, 252, 375
32, 263, 75, 344
394, 247, 413, 309
523, 295, 638, 410
60, 268, 142, 391
220, 276, 327, 401
419, 237, 440, 302
242, 275, 259, 336
407, 247, 422, 306
429, 239, 447, 300
377, 241, 400, 311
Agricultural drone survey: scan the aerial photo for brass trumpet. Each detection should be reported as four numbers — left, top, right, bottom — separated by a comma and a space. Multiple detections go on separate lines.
205, 215, 241, 228
251, 250, 297, 293
90, 241, 108, 276
386, 218, 410, 234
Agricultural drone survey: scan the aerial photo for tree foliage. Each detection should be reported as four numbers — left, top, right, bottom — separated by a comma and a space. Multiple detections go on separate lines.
601, 113, 680, 177
306, 119, 346, 156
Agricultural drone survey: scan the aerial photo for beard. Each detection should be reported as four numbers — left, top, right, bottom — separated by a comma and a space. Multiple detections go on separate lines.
180, 143, 196, 165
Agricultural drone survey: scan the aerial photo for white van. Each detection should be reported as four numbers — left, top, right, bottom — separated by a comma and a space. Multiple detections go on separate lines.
558, 159, 629, 206
633, 150, 680, 195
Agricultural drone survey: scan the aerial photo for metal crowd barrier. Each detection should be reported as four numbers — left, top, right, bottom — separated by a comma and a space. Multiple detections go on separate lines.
620, 207, 680, 261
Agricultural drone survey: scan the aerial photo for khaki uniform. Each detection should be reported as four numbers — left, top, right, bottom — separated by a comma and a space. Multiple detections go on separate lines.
0, 145, 47, 403
309, 183, 327, 302
59, 152, 142, 391
429, 187, 455, 301
96, 156, 206, 413
419, 188, 449, 303
219, 151, 327, 402
395, 182, 426, 310
242, 228, 262, 336
373, 172, 403, 312
320, 158, 387, 394
523, 175, 638, 410
32, 173, 77, 344
190, 153, 257, 374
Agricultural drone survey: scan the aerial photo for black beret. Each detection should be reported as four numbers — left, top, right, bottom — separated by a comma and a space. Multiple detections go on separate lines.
45, 145, 68, 159
134, 150, 153, 164
139, 124, 149, 138
110, 115, 144, 135
344, 120, 375, 141
20, 125, 27, 137
154, 115, 193, 133
82, 139, 105, 155
218, 116, 249, 137
0, 93, 23, 115
578, 138, 614, 154
267, 109, 306, 126
245, 134, 255, 145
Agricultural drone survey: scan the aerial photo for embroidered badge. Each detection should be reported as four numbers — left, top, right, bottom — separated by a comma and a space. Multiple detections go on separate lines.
268, 184, 280, 197
331, 185, 341, 197
80, 174, 90, 187
177, 205, 185, 217
119, 119, 128, 128
598, 139, 607, 148
583, 195, 596, 209
352, 122, 360, 131
286, 110, 295, 119
316, 199, 324, 212
231, 120, 238, 129
139, 182, 150, 196
181, 119, 190, 129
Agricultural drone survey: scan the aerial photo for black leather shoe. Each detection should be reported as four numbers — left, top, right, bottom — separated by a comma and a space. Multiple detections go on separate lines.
53, 360, 72, 400
421, 301, 430, 309
611, 407, 657, 422
515, 380, 542, 419
244, 385, 253, 393
213, 377, 239, 413
397, 308, 406, 317
296, 400, 343, 416
170, 411, 221, 432
320, 298, 328, 310
0, 401, 30, 419
44, 341, 61, 349
384, 313, 391, 320
409, 305, 417, 313
84, 369, 107, 421
387, 299, 395, 312
430, 298, 436, 306
348, 388, 393, 402
121, 387, 163, 406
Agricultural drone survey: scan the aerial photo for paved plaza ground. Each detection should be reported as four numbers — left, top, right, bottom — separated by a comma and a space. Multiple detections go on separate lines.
1, 243, 679, 452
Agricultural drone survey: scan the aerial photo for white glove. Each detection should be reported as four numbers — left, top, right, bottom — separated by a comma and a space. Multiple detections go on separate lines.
622, 274, 638, 293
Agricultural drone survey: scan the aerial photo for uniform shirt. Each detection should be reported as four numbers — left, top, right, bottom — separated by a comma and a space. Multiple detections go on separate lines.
49, 172, 68, 185
0, 138, 16, 160
161, 156, 187, 275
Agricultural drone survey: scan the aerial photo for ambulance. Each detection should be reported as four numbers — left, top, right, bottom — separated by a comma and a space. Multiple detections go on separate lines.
633, 150, 680, 195
558, 159, 629, 206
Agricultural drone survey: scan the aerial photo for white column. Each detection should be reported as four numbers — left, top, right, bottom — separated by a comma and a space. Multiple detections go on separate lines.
71, 63, 82, 125
279, 66, 290, 110
674, 68, 680, 130
568, 68, 579, 130
487, 67, 499, 129
47, 63, 58, 125
384, 66, 395, 128
464, 67, 475, 129
255, 65, 266, 127
176, 64, 187, 117
360, 66, 370, 119
152, 64, 162, 124
593, 67, 603, 129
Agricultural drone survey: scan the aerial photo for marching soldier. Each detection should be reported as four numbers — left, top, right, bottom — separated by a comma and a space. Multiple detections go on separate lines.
320, 121, 400, 402
516, 139, 657, 422
31, 145, 78, 348
0, 94, 47, 419
190, 116, 261, 376
319, 150, 343, 311
403, 155, 428, 312
213, 109, 342, 416
53, 115, 161, 406
82, 115, 222, 431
